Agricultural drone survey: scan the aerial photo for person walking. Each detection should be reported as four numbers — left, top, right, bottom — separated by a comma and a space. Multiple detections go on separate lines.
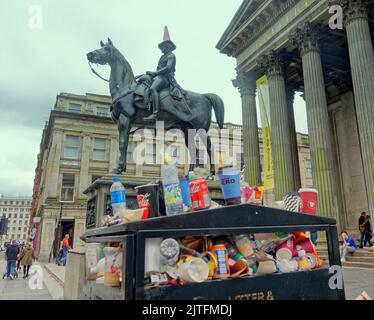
4, 240, 19, 280
340, 231, 357, 262
363, 214, 373, 248
359, 211, 366, 248
16, 244, 24, 272
20, 242, 36, 278
59, 234, 71, 266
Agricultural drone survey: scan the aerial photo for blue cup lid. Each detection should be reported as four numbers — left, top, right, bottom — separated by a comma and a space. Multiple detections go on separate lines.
112, 177, 120, 182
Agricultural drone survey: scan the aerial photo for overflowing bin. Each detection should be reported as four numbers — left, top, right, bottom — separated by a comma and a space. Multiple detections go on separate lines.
81, 204, 345, 300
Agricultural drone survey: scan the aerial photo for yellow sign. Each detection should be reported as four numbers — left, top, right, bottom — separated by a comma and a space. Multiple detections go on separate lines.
256, 76, 274, 190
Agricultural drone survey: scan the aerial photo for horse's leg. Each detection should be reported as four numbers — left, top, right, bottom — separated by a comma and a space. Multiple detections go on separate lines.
183, 127, 196, 177
197, 130, 215, 180
112, 113, 131, 174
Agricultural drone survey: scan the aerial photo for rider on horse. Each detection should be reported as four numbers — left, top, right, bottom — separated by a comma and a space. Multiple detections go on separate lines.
143, 26, 184, 122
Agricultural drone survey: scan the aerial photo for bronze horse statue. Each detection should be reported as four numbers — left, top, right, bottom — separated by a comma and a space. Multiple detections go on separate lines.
87, 38, 224, 177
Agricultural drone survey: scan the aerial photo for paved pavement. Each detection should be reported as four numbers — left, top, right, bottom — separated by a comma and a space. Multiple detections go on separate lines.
342, 267, 374, 300
0, 252, 63, 300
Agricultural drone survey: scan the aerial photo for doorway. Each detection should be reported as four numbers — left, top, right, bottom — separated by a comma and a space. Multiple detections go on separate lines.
60, 219, 75, 248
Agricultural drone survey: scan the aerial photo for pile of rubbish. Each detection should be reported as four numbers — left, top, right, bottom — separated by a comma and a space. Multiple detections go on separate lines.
86, 231, 323, 288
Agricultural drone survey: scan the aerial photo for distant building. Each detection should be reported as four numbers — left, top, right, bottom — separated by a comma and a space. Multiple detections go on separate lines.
31, 92, 313, 260
0, 195, 32, 245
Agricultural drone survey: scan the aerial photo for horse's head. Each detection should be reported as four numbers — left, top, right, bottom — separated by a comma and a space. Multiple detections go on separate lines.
86, 38, 114, 65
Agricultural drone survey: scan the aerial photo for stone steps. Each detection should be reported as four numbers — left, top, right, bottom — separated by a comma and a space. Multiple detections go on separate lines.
317, 247, 374, 269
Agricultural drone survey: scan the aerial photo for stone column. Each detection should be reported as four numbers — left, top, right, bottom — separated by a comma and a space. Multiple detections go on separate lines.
259, 51, 296, 200
342, 0, 374, 213
233, 72, 261, 186
290, 23, 337, 217
286, 85, 302, 190
109, 136, 118, 172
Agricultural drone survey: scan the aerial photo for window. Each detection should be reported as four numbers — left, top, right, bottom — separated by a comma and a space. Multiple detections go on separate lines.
306, 160, 313, 178
15, 201, 19, 205
21, 201, 24, 205
12, 227, 15, 231
127, 142, 134, 163
8, 213, 11, 218
24, 221, 28, 225
61, 173, 75, 202
20, 208, 24, 212
96, 106, 109, 117
93, 138, 107, 160
9, 208, 13, 211
235, 152, 244, 170
68, 103, 81, 113
14, 214, 17, 218
17, 235, 20, 239
196, 149, 207, 168
2, 208, 6, 212
18, 221, 22, 225
24, 227, 27, 232
169, 145, 182, 165
20, 214, 23, 219
13, 220, 16, 225
145, 143, 156, 164
64, 135, 80, 159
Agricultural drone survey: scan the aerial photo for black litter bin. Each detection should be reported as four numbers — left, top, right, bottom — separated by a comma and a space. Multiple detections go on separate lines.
82, 204, 345, 300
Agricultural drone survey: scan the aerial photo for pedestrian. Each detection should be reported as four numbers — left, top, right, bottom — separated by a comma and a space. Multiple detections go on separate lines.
359, 211, 366, 248
340, 231, 357, 262
363, 214, 373, 248
17, 244, 24, 272
4, 240, 19, 280
20, 242, 36, 278
59, 234, 72, 266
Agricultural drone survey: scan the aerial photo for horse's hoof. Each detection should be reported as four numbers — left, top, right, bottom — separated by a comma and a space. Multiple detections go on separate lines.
206, 175, 215, 181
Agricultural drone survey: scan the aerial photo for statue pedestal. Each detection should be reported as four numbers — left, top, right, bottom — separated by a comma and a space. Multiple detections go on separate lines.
83, 174, 224, 230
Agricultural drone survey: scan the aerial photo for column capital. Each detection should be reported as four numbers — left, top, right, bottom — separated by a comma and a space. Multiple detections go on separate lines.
257, 50, 285, 78
232, 72, 256, 97
330, 0, 370, 24
290, 22, 322, 57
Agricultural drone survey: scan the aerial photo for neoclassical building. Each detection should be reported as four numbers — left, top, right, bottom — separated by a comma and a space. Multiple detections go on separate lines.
217, 0, 374, 232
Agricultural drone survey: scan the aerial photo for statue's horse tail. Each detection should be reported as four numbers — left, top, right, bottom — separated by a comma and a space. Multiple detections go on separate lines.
203, 93, 225, 129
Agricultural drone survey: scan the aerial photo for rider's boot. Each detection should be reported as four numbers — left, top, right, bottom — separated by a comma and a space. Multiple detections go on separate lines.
143, 94, 159, 122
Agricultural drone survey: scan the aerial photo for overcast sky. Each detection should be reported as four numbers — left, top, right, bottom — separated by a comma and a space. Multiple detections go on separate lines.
0, 0, 308, 197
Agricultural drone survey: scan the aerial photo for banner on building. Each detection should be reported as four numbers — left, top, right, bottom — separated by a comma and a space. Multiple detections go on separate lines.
256, 75, 274, 190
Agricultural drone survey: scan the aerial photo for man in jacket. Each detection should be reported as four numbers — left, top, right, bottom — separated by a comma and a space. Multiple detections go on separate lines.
359, 211, 367, 248
5, 240, 19, 279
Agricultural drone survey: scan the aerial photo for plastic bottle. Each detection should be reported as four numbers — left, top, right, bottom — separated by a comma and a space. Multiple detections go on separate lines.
226, 242, 240, 260
110, 177, 126, 219
161, 154, 184, 216
297, 249, 310, 271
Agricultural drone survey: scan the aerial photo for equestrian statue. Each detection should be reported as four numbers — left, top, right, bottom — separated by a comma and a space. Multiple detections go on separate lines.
86, 26, 225, 177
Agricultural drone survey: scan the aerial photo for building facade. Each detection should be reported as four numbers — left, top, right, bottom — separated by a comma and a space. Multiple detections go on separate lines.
0, 196, 32, 245
31, 92, 314, 260
217, 0, 374, 233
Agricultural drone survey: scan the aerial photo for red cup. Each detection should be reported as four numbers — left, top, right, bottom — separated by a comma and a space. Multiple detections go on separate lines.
276, 238, 296, 260
295, 239, 315, 254
298, 188, 318, 215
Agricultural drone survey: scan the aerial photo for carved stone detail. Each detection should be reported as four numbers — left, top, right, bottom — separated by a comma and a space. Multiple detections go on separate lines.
290, 22, 322, 57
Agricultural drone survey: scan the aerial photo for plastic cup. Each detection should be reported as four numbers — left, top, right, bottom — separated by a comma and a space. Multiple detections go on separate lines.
135, 184, 160, 218
177, 258, 209, 283
179, 178, 191, 207
217, 166, 241, 205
